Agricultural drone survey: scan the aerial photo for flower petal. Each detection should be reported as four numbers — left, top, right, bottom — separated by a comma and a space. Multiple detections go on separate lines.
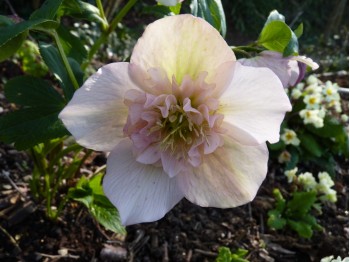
178, 136, 268, 207
239, 51, 299, 88
103, 139, 184, 226
59, 62, 137, 151
220, 62, 292, 145
130, 14, 235, 85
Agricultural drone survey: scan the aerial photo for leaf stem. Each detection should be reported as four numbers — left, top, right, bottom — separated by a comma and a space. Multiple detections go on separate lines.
96, 0, 108, 31
51, 31, 79, 91
82, 0, 138, 70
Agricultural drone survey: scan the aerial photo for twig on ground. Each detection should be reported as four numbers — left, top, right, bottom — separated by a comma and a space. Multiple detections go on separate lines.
0, 224, 21, 253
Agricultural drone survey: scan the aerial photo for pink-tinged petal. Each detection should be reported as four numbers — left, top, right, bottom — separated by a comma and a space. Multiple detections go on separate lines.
103, 140, 184, 226
178, 136, 268, 207
130, 14, 235, 85
239, 51, 299, 88
136, 143, 161, 164
59, 63, 138, 151
220, 62, 292, 145
161, 151, 187, 178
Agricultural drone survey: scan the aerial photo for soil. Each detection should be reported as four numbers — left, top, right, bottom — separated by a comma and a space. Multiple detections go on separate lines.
0, 62, 348, 262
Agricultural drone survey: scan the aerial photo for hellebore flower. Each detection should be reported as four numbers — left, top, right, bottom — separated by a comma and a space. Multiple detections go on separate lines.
239, 51, 319, 88
59, 15, 291, 226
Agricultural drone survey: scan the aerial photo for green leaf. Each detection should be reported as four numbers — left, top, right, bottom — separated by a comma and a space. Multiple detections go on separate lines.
68, 174, 126, 235
283, 30, 299, 57
258, 20, 292, 53
0, 19, 58, 53
299, 132, 324, 157
265, 10, 285, 24
39, 43, 83, 100
0, 19, 58, 61
0, 76, 67, 149
286, 191, 317, 218
58, 0, 108, 28
192, 0, 227, 37
5, 76, 63, 107
268, 140, 285, 151
285, 147, 300, 170
294, 23, 303, 38
306, 115, 345, 138
268, 210, 287, 230
169, 3, 182, 15
287, 219, 313, 238
216, 247, 232, 262
56, 25, 87, 64
30, 0, 64, 20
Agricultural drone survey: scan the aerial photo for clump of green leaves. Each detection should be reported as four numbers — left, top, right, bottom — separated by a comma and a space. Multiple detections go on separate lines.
68, 173, 126, 235
216, 247, 249, 262
268, 188, 323, 238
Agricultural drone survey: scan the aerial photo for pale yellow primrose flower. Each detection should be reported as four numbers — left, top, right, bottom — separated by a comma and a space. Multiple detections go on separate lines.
299, 109, 325, 128
341, 114, 349, 123
317, 172, 337, 203
291, 88, 302, 99
303, 93, 322, 109
284, 167, 298, 183
298, 172, 317, 191
281, 128, 300, 146
59, 15, 291, 226
306, 75, 319, 85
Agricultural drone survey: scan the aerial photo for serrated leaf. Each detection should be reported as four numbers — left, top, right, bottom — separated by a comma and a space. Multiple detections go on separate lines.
216, 247, 232, 262
0, 76, 67, 149
30, 0, 64, 20
39, 43, 83, 100
68, 174, 126, 235
258, 20, 292, 53
56, 25, 87, 64
299, 132, 324, 157
0, 19, 58, 61
0, 108, 68, 150
192, 0, 226, 37
286, 191, 317, 218
268, 210, 287, 230
287, 219, 313, 238
265, 10, 285, 24
294, 23, 303, 38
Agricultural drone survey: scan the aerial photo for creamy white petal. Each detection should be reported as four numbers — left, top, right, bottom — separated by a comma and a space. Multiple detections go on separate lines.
220, 62, 292, 145
103, 139, 184, 226
130, 14, 235, 85
177, 136, 268, 207
59, 62, 137, 151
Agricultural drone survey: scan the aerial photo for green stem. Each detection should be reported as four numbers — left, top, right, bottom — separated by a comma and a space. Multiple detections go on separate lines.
52, 31, 79, 90
82, 0, 138, 70
108, 0, 138, 34
96, 0, 108, 31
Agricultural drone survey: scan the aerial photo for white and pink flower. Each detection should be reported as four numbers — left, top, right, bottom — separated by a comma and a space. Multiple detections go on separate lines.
59, 15, 291, 226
